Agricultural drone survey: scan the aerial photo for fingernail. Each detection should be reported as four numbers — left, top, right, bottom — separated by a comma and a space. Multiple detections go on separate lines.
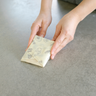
51, 55, 54, 59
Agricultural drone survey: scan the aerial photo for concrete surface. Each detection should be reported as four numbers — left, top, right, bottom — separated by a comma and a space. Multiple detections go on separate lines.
0, 0, 96, 96
63, 0, 82, 4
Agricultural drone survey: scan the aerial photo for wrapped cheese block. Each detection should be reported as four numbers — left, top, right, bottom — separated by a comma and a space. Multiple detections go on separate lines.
21, 35, 54, 67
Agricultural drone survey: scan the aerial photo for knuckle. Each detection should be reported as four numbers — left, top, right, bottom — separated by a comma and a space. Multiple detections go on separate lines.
32, 22, 35, 26
31, 23, 35, 29
57, 40, 62, 44
61, 28, 67, 35
32, 22, 37, 27
69, 35, 74, 41
66, 32, 74, 41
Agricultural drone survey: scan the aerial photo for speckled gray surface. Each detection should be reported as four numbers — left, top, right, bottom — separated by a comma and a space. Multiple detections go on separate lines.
62, 0, 82, 4
0, 0, 96, 96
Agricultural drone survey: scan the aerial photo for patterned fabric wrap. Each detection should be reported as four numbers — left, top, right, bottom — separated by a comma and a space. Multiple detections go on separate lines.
21, 35, 54, 67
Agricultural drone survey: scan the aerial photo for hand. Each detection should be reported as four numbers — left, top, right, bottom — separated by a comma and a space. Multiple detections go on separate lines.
51, 12, 80, 59
26, 11, 52, 50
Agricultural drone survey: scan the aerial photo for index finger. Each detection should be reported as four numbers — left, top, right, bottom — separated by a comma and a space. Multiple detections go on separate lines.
51, 31, 65, 55
27, 24, 40, 50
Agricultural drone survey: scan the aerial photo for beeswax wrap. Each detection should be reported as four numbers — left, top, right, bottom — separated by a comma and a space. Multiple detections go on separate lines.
21, 35, 54, 67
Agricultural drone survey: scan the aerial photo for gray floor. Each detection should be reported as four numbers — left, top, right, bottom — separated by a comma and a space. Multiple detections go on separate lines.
0, 0, 96, 96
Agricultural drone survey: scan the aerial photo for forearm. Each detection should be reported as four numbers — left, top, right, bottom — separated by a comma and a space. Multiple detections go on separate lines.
40, 0, 53, 14
70, 0, 96, 22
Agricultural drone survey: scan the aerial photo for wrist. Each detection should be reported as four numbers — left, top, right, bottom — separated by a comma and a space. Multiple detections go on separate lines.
40, 0, 52, 16
40, 9, 51, 16
67, 11, 81, 26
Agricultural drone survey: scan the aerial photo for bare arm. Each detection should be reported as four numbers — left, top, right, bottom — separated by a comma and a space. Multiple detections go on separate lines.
40, 0, 53, 14
27, 0, 53, 49
51, 0, 96, 59
71, 0, 96, 22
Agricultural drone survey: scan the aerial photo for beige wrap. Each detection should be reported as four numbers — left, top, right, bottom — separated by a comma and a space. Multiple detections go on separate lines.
21, 35, 54, 67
